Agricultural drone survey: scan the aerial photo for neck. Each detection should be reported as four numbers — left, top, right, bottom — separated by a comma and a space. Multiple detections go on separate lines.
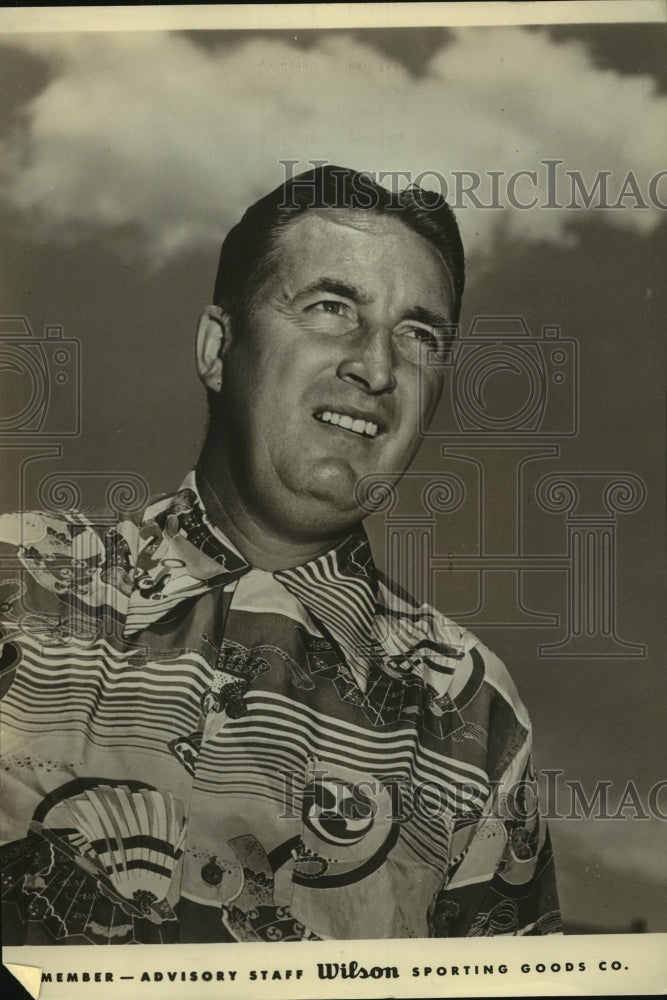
196, 447, 349, 573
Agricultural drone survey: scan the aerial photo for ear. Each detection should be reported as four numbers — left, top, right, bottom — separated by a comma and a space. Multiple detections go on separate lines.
195, 306, 231, 393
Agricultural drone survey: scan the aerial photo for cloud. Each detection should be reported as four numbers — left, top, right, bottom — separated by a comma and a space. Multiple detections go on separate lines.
1, 27, 665, 264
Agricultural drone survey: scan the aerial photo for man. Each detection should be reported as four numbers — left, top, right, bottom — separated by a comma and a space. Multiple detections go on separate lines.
0, 166, 561, 943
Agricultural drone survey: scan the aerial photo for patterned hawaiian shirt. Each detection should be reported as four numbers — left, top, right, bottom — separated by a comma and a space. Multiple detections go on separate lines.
0, 471, 561, 944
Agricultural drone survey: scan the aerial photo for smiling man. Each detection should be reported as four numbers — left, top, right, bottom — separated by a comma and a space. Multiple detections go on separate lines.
196, 195, 454, 561
0, 166, 560, 944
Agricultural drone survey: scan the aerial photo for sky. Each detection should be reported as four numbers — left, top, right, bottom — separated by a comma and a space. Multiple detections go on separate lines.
1, 24, 665, 263
0, 15, 666, 933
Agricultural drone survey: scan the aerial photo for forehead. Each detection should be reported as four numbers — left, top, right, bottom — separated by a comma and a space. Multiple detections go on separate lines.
267, 209, 454, 310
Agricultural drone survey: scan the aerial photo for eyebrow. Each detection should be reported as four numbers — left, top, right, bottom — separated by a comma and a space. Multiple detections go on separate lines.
292, 277, 372, 304
402, 305, 453, 332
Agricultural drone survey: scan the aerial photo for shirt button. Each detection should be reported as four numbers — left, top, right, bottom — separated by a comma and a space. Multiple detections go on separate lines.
201, 857, 223, 885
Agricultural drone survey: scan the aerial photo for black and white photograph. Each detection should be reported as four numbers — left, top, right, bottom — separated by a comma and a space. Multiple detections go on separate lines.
0, 3, 665, 997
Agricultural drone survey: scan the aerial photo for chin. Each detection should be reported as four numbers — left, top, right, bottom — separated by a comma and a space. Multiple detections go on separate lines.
303, 460, 362, 510
302, 488, 362, 525
264, 497, 360, 545
267, 481, 363, 543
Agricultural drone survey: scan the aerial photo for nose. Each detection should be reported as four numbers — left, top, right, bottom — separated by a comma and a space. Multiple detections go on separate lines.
337, 326, 397, 395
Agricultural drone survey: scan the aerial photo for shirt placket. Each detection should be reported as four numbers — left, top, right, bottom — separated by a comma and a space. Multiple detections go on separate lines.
177, 580, 242, 910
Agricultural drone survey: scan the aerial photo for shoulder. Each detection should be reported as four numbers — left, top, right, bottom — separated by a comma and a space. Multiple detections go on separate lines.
375, 570, 531, 734
0, 508, 105, 551
0, 508, 142, 610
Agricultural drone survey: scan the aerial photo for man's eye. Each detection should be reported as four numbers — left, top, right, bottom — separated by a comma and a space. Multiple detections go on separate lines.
311, 300, 348, 316
403, 325, 436, 344
395, 324, 455, 363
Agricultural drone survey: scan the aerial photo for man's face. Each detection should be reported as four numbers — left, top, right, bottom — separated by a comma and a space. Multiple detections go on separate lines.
213, 209, 454, 541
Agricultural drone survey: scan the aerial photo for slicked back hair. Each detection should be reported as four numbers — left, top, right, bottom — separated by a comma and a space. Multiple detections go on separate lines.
212, 164, 465, 326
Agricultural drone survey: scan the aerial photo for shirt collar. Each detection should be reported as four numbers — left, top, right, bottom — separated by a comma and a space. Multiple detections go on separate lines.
123, 472, 249, 637
123, 472, 378, 690
273, 528, 377, 692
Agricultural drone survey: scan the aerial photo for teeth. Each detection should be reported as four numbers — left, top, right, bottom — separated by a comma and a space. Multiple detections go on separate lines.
316, 410, 379, 438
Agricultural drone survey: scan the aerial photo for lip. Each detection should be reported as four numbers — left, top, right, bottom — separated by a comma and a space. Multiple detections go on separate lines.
312, 405, 388, 436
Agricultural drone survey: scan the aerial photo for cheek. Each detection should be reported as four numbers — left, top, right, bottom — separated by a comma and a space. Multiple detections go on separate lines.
398, 367, 443, 434
419, 369, 444, 425
251, 336, 316, 393
226, 348, 286, 414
